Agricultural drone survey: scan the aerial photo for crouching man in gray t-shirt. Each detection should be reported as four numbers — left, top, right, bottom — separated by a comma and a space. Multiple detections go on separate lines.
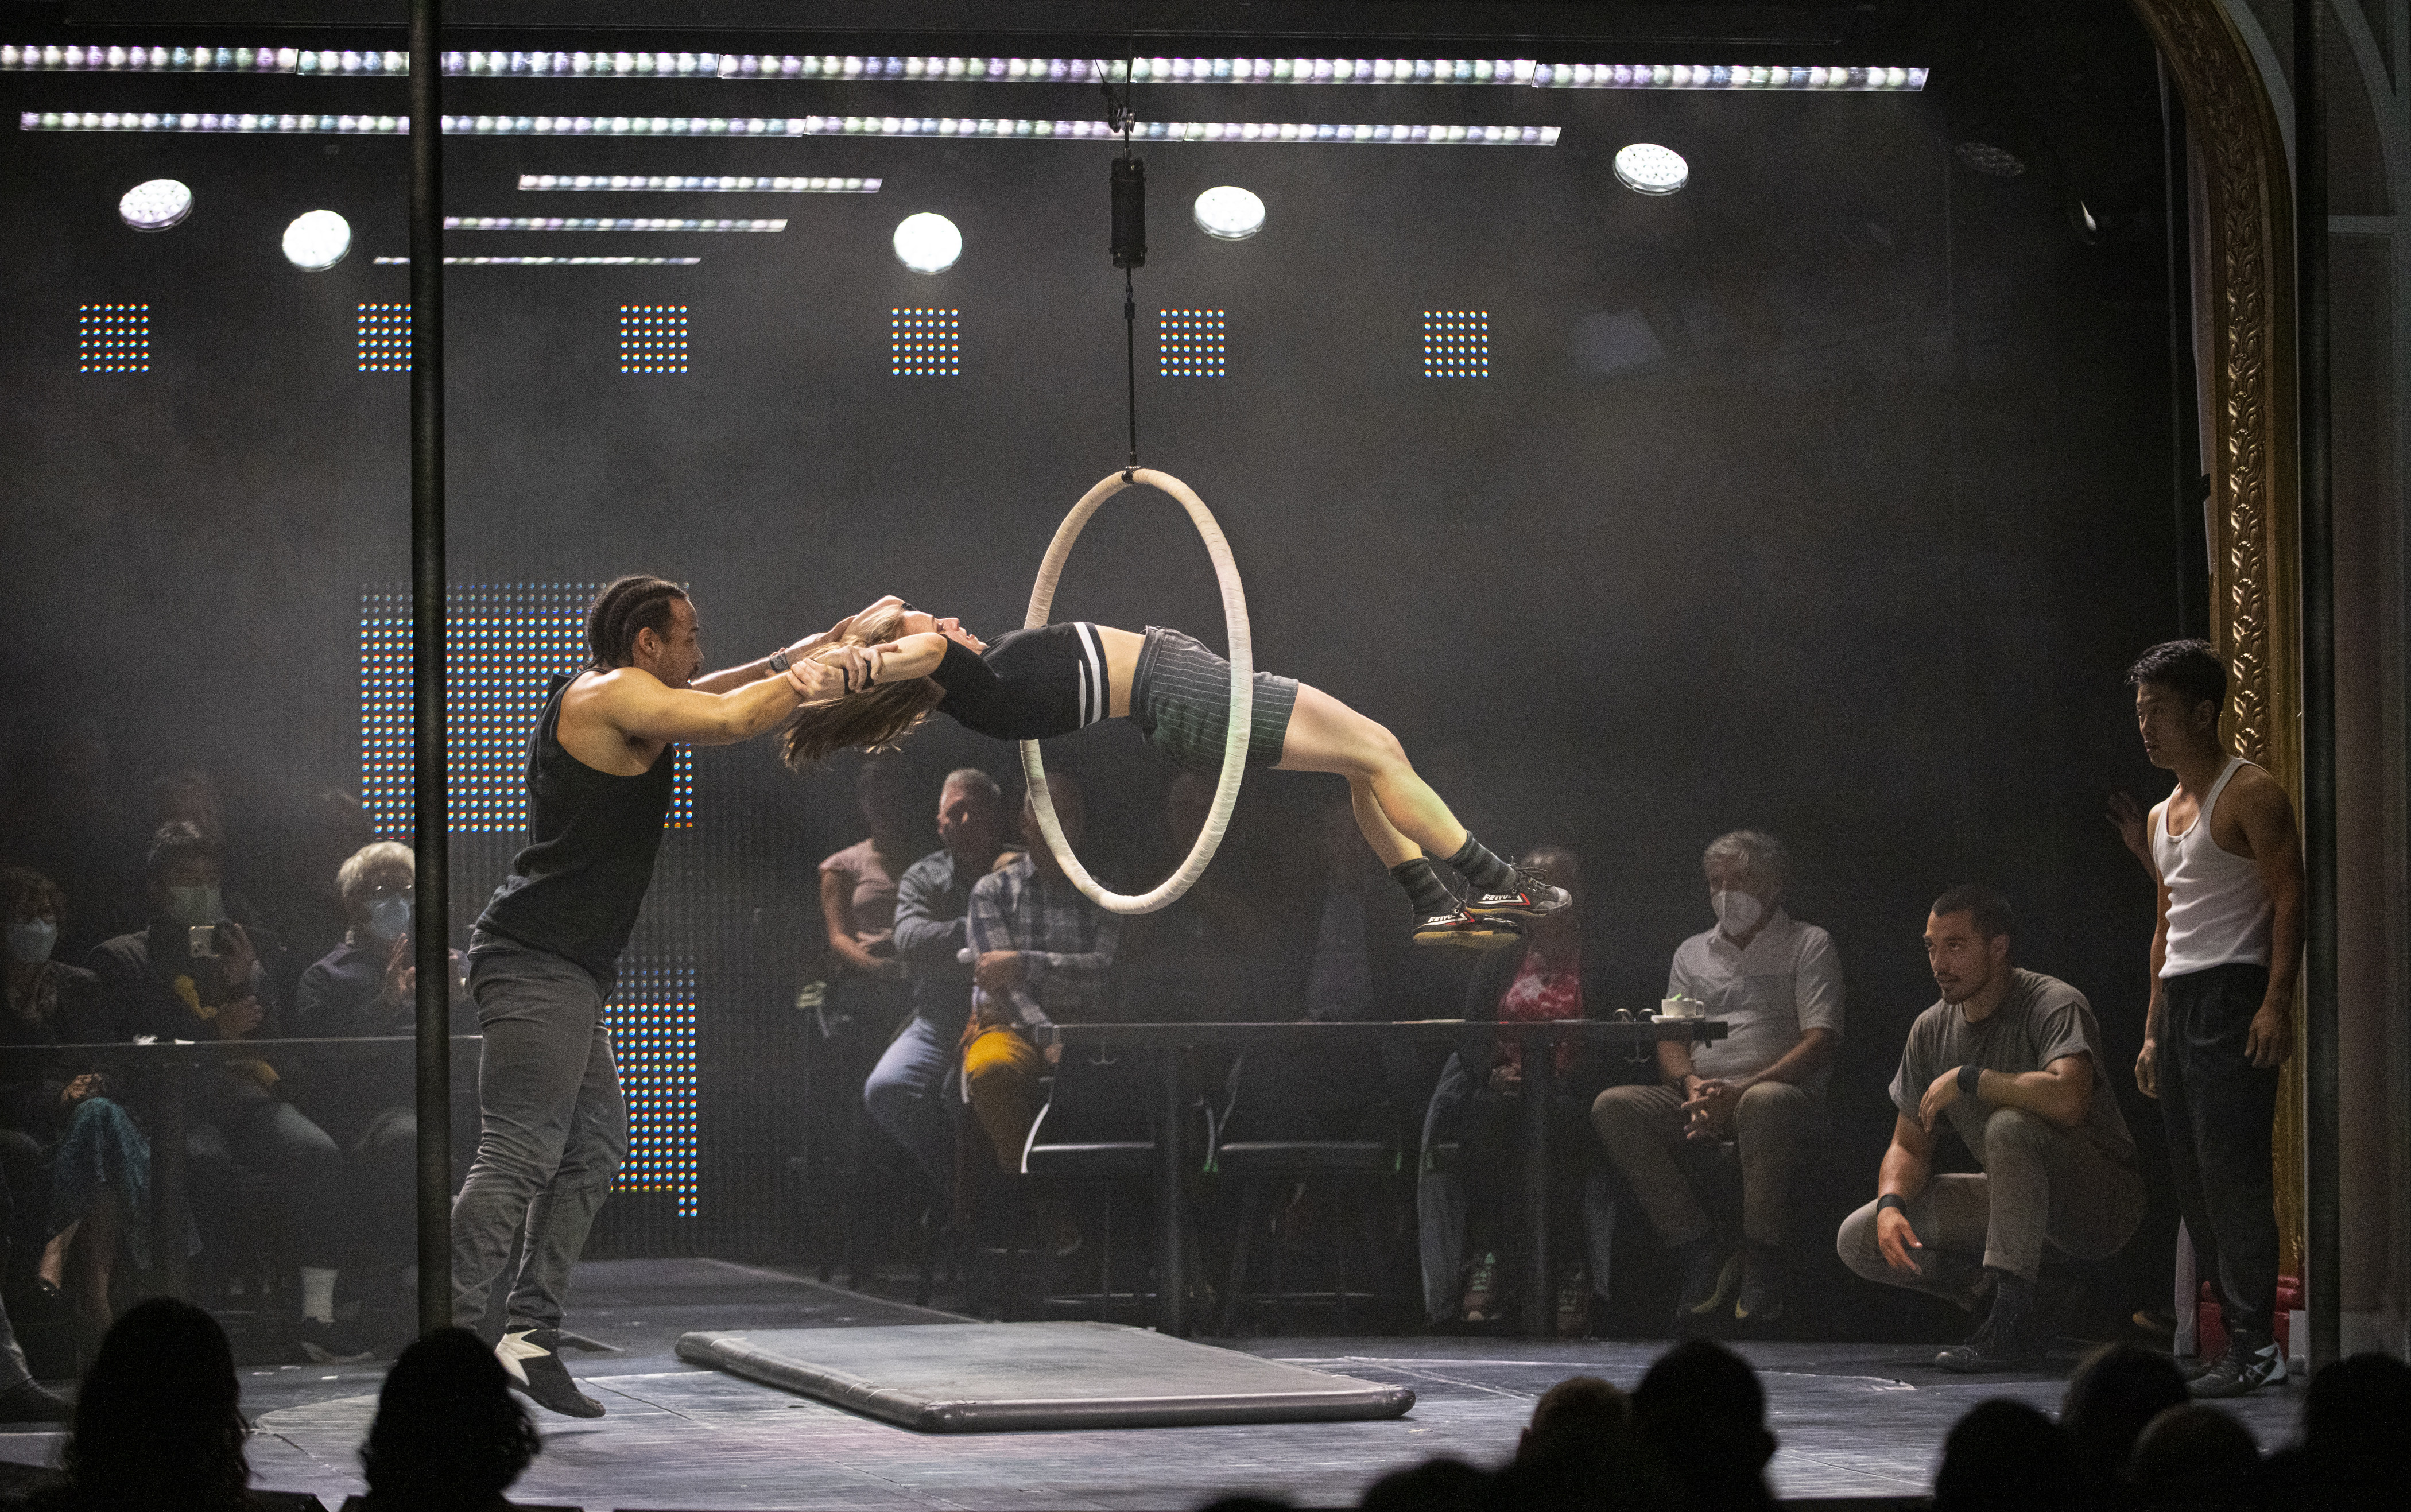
1836, 886, 2144, 1374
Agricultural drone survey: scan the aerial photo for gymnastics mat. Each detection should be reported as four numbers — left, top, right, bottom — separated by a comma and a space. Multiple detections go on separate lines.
676, 1320, 1416, 1432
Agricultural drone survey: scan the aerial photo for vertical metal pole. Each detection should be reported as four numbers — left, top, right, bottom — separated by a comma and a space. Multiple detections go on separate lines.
150, 1067, 189, 1299
2160, 58, 2205, 642
1520, 1034, 1555, 1339
2294, 0, 2340, 1374
409, 0, 452, 1340
1157, 1046, 1188, 1335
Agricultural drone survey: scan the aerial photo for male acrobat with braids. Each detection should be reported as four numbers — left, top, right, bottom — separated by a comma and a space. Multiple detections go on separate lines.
453, 576, 865, 1416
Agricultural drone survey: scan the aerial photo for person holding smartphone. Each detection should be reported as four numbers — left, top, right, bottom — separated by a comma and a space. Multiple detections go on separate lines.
89, 820, 363, 1360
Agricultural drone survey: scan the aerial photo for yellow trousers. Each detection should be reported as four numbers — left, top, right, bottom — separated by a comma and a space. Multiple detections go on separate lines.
963, 1025, 1045, 1173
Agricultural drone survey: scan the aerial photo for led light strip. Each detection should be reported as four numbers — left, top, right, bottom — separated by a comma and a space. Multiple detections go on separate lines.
520, 174, 879, 192
21, 110, 1560, 144
0, 44, 1923, 91
445, 216, 782, 231
372, 255, 702, 265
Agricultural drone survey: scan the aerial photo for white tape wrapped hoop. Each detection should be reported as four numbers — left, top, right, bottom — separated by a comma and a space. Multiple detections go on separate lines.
1020, 467, 1251, 916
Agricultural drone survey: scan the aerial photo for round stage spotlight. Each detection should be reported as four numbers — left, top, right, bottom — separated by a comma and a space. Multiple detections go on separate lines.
282, 208, 352, 270
1192, 185, 1265, 241
1613, 143, 1688, 196
118, 178, 192, 232
892, 211, 961, 274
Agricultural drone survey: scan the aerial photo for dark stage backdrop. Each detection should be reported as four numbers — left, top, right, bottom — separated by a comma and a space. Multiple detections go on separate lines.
0, 29, 2188, 1320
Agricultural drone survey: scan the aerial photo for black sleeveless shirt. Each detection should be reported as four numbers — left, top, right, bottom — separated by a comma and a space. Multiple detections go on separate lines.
927, 622, 1111, 740
475, 673, 675, 989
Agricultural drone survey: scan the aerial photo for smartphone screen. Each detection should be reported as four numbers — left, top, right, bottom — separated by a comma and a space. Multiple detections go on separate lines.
188, 924, 220, 959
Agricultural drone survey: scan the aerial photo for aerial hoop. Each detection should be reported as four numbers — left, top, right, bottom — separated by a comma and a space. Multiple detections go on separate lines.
1021, 467, 1251, 916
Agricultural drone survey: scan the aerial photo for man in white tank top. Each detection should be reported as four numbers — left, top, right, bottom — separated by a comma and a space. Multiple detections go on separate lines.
2129, 640, 2304, 1398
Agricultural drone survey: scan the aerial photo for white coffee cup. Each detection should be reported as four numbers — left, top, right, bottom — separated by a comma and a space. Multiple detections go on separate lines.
1660, 995, 1704, 1019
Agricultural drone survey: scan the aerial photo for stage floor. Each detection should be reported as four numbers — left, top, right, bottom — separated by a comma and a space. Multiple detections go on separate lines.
1, 1258, 2303, 1510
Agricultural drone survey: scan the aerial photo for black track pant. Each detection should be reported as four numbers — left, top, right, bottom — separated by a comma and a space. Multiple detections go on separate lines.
2158, 963, 2280, 1335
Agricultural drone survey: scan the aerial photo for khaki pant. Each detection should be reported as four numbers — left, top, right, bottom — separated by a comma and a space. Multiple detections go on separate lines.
1590, 1080, 1817, 1248
962, 1025, 1046, 1173
1836, 1106, 2146, 1290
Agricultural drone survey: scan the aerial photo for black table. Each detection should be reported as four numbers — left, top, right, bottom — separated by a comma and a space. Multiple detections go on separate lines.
1034, 1017, 1727, 1338
0, 1036, 482, 1299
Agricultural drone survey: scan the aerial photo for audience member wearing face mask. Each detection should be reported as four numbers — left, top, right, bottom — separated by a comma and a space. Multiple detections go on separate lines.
86, 822, 366, 1363
1592, 828, 1844, 1329
292, 840, 472, 1342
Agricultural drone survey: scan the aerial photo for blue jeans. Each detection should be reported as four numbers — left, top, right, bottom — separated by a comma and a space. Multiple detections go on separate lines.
863, 1015, 957, 1197
450, 932, 628, 1335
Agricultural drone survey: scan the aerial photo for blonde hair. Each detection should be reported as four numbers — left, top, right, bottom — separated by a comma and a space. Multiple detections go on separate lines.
336, 840, 415, 903
781, 602, 948, 769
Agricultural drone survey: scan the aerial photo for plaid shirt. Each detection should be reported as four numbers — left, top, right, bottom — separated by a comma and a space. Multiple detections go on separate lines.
966, 856, 1121, 1033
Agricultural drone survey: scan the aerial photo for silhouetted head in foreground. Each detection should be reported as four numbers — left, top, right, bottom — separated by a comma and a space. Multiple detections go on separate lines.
1358, 1456, 1490, 1512
1630, 1340, 1777, 1512
2127, 1404, 2258, 1507
57, 1297, 251, 1512
1934, 1398, 2076, 1512
2061, 1343, 2190, 1494
361, 1327, 542, 1512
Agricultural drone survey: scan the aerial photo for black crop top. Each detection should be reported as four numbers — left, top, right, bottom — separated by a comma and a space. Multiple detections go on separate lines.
925, 622, 1111, 741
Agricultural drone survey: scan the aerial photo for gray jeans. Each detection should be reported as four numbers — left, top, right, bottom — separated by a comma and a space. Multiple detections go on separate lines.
451, 932, 628, 1335
1591, 1080, 1818, 1247
1836, 1106, 2145, 1290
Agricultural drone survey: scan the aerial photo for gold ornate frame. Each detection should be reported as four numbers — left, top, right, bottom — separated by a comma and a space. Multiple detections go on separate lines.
2122, 0, 2304, 1273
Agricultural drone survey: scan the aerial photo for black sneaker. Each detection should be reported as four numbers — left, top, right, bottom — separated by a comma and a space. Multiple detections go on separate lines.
0, 1379, 71, 1424
1936, 1288, 2045, 1373
2188, 1328, 2285, 1398
497, 1326, 606, 1418
1464, 871, 1572, 922
1677, 1244, 1743, 1319
295, 1316, 375, 1364
1460, 1251, 1504, 1324
1413, 908, 1525, 950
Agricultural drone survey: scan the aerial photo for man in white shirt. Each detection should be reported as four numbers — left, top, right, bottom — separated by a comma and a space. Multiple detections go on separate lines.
1592, 829, 1842, 1325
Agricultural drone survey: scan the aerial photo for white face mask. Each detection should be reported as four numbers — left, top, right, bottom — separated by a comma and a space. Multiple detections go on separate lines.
166, 884, 223, 928
362, 895, 412, 943
1712, 887, 1766, 937
5, 917, 56, 966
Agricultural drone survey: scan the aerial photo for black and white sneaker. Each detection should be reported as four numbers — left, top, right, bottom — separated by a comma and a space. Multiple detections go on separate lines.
497, 1326, 606, 1418
1413, 909, 1525, 950
1463, 871, 1572, 922
2188, 1328, 2285, 1398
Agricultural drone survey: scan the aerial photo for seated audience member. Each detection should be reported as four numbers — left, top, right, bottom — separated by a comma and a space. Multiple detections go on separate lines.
1592, 828, 1841, 1325
358, 1327, 542, 1512
2061, 1343, 2191, 1502
21, 1296, 255, 1512
962, 778, 1121, 1198
0, 1165, 69, 1423
2255, 1351, 2411, 1511
88, 821, 364, 1363
819, 756, 921, 1023
1933, 1399, 2078, 1512
864, 768, 1008, 1201
2127, 1404, 2258, 1510
1517, 1374, 1629, 1460
1630, 1338, 1778, 1512
1837, 887, 2145, 1372
1502, 1373, 1677, 1512
292, 841, 470, 1308
1420, 847, 1608, 1333
2, 866, 155, 1343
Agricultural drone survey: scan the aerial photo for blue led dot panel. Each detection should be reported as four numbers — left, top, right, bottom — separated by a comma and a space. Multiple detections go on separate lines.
357, 302, 408, 372
359, 584, 695, 835
620, 303, 688, 373
891, 308, 959, 377
1158, 309, 1227, 377
79, 303, 149, 372
1423, 310, 1490, 377
606, 959, 701, 1218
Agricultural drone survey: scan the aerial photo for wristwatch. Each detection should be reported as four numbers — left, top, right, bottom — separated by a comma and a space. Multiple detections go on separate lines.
767, 648, 792, 674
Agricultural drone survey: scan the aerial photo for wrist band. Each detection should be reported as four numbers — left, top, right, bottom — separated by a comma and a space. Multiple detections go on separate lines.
768, 648, 792, 674
1957, 1063, 1982, 1098
1876, 1193, 1908, 1216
